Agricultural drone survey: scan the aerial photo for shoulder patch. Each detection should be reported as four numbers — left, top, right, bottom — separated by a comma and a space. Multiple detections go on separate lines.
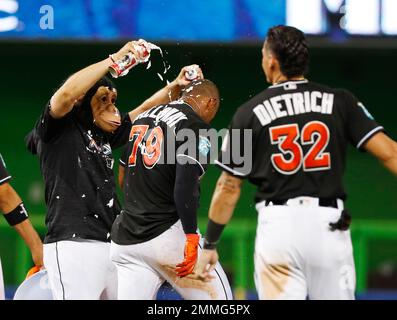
358, 102, 374, 120
198, 136, 211, 157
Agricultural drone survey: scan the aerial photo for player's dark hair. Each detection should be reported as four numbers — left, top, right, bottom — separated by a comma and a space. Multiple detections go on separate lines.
180, 79, 220, 117
266, 25, 309, 78
73, 76, 116, 128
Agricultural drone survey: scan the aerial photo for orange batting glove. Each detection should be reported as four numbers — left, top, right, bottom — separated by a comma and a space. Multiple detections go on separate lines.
175, 234, 200, 277
26, 265, 41, 279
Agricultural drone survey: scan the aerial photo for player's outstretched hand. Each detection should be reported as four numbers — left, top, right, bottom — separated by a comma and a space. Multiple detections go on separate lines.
175, 233, 200, 277
174, 65, 204, 87
112, 40, 143, 62
194, 249, 218, 282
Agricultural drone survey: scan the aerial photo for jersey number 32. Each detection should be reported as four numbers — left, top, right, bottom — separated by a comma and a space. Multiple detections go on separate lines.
269, 121, 331, 175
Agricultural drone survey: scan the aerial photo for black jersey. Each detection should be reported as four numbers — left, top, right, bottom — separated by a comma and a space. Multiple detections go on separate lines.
32, 103, 131, 243
112, 101, 211, 245
217, 80, 384, 203
0, 153, 11, 185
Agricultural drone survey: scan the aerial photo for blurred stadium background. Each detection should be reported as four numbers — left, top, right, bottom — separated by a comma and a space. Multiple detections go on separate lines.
0, 0, 397, 299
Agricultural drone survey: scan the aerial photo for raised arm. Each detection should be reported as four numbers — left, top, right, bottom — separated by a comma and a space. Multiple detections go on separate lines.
364, 132, 397, 176
128, 65, 203, 122
50, 42, 141, 119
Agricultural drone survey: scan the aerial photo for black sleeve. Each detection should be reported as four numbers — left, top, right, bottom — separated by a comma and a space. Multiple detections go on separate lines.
35, 102, 71, 143
174, 162, 201, 234
25, 128, 39, 155
175, 120, 211, 177
0, 154, 11, 185
109, 114, 132, 149
342, 90, 384, 150
216, 107, 252, 178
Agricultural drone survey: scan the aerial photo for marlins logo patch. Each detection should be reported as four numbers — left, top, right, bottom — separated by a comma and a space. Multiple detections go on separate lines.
198, 136, 211, 157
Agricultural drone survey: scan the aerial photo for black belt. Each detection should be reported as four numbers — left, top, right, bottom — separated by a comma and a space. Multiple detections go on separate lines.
265, 198, 339, 209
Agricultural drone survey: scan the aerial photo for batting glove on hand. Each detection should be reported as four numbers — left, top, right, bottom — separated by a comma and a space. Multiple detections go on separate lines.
26, 265, 42, 279
175, 233, 200, 277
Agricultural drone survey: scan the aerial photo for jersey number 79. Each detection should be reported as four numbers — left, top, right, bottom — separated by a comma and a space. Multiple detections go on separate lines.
128, 125, 164, 169
269, 121, 331, 175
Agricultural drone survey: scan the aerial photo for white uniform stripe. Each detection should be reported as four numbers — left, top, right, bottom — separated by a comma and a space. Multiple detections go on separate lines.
269, 79, 309, 89
214, 160, 246, 177
356, 126, 384, 149
0, 176, 11, 185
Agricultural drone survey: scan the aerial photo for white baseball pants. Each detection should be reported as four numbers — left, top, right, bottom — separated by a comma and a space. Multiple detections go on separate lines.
110, 220, 233, 300
254, 197, 355, 300
0, 258, 4, 300
43, 239, 117, 300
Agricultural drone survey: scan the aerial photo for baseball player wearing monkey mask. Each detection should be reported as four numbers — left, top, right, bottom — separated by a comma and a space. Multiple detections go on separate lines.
26, 41, 195, 300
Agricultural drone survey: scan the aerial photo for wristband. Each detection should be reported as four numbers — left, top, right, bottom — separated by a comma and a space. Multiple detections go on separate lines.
203, 238, 217, 250
203, 219, 225, 249
3, 202, 29, 226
